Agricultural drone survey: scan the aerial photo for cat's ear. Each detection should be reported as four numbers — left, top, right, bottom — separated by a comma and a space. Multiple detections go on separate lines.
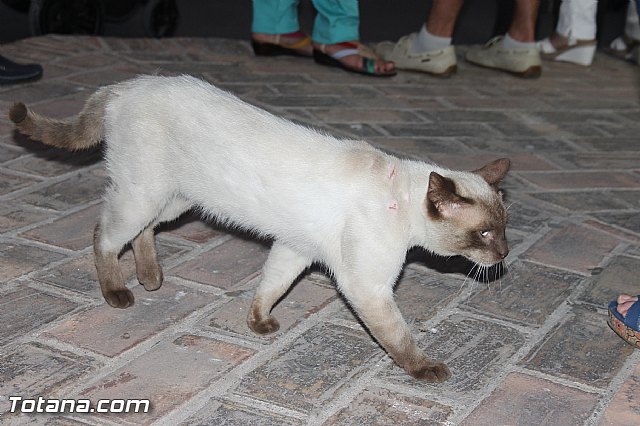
473, 158, 510, 188
426, 172, 471, 219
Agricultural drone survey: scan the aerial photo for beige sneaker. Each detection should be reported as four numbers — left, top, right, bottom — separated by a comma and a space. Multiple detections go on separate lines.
465, 36, 541, 78
374, 33, 457, 76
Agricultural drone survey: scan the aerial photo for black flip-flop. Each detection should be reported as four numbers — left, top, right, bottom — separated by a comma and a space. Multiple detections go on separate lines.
313, 42, 396, 77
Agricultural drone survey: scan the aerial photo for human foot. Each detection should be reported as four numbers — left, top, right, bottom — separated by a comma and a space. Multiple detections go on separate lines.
313, 41, 396, 77
616, 294, 639, 317
251, 31, 312, 57
536, 31, 596, 66
375, 33, 457, 76
608, 294, 640, 349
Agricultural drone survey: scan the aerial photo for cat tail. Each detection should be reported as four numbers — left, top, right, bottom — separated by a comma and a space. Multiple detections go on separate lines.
8, 87, 109, 151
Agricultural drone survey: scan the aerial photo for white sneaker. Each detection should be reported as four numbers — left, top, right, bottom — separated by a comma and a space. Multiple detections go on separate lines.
465, 36, 542, 78
537, 37, 597, 66
374, 33, 457, 76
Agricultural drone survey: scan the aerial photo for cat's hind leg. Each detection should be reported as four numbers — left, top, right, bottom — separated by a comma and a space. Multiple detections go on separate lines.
94, 189, 166, 308
132, 196, 192, 291
248, 242, 312, 335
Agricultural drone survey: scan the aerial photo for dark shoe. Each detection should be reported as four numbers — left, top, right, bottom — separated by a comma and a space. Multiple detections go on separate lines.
0, 55, 43, 85
313, 42, 396, 77
251, 31, 312, 58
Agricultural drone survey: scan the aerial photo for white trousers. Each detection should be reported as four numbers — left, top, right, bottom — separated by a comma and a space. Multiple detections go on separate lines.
556, 0, 639, 40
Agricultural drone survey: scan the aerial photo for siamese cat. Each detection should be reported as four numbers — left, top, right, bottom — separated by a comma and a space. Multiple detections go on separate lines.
9, 75, 510, 382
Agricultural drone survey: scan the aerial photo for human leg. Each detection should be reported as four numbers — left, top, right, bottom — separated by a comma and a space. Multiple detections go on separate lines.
607, 1, 640, 63
464, 0, 542, 77
536, 0, 598, 66
373, 0, 461, 76
311, 0, 395, 76
251, 0, 312, 57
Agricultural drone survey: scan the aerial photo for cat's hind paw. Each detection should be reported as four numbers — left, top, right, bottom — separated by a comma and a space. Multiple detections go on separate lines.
408, 361, 451, 383
103, 288, 135, 309
137, 268, 164, 291
248, 315, 280, 335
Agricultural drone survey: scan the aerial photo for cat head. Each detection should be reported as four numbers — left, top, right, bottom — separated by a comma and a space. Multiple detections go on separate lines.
425, 158, 510, 266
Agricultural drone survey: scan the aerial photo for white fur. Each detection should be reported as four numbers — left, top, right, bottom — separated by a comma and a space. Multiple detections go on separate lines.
96, 76, 501, 281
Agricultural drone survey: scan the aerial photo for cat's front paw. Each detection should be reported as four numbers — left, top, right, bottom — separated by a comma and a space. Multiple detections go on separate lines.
407, 361, 451, 383
103, 289, 135, 309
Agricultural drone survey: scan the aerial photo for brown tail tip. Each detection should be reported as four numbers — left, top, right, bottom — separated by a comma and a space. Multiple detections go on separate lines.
9, 103, 28, 124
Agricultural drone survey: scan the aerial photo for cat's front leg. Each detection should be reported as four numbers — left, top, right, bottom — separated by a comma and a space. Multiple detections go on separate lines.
248, 242, 312, 335
339, 273, 450, 382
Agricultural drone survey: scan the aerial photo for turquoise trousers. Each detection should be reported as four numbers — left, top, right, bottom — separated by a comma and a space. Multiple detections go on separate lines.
252, 0, 359, 44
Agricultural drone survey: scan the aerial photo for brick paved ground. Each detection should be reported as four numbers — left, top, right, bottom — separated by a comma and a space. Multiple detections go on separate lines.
0, 35, 639, 425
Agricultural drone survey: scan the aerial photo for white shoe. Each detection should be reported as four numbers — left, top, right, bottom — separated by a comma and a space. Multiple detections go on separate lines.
606, 34, 640, 64
465, 36, 542, 78
374, 33, 457, 76
537, 37, 596, 66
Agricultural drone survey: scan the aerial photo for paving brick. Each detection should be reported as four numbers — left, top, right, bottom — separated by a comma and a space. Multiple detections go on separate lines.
394, 268, 463, 323
0, 286, 78, 344
592, 212, 640, 236
430, 152, 557, 172
19, 169, 106, 212
170, 237, 269, 290
325, 387, 453, 425
529, 190, 634, 212
19, 93, 89, 119
465, 261, 581, 327
0, 142, 27, 163
0, 80, 79, 105
580, 137, 640, 152
205, 274, 337, 341
19, 204, 100, 251
523, 223, 620, 274
186, 398, 303, 426
554, 152, 640, 170
32, 241, 191, 298
502, 198, 551, 234
0, 342, 97, 414
461, 372, 599, 426
309, 108, 421, 124
43, 284, 218, 357
601, 361, 640, 426
581, 256, 640, 306
0, 170, 40, 196
369, 137, 470, 158
458, 135, 576, 153
379, 315, 525, 393
522, 304, 633, 387
519, 171, 640, 190
0, 202, 51, 233
0, 242, 67, 282
235, 323, 379, 412
79, 334, 255, 424
381, 123, 498, 139
5, 148, 102, 178
328, 123, 385, 138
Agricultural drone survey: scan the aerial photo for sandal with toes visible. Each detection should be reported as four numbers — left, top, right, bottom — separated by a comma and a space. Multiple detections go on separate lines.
313, 41, 396, 77
604, 34, 640, 61
251, 31, 312, 58
607, 296, 640, 348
